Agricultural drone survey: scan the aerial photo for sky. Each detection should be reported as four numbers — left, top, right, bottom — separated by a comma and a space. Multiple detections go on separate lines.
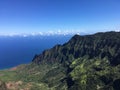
0, 0, 120, 35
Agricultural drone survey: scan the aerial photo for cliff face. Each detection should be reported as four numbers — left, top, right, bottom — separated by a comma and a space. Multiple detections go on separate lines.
32, 31, 120, 66
30, 31, 120, 90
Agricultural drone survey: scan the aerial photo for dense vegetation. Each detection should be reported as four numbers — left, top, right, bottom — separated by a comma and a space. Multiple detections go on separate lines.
0, 31, 120, 90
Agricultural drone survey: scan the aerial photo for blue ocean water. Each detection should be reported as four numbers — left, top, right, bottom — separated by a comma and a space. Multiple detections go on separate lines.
0, 35, 72, 69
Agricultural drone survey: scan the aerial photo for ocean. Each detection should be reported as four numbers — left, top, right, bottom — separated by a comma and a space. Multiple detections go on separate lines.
0, 35, 72, 69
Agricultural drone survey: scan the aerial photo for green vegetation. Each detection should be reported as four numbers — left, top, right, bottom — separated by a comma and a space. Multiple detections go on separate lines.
69, 58, 120, 90
0, 63, 67, 90
0, 31, 120, 90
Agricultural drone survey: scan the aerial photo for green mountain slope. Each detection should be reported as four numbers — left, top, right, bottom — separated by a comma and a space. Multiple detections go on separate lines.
33, 31, 120, 66
0, 31, 120, 90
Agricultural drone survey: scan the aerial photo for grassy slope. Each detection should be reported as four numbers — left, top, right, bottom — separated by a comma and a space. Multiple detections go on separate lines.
0, 63, 67, 90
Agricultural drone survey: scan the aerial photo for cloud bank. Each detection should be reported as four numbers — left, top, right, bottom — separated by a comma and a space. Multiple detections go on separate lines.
0, 30, 87, 37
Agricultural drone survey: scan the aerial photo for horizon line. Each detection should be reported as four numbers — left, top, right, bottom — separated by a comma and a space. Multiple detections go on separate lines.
0, 30, 88, 37
0, 30, 119, 37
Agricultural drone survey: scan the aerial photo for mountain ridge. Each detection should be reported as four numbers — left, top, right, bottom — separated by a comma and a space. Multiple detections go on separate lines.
32, 31, 120, 66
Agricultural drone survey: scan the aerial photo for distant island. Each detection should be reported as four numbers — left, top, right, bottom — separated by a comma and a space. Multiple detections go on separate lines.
0, 31, 120, 90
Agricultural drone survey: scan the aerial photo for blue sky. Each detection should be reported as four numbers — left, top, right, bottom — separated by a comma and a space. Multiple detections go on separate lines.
0, 0, 120, 34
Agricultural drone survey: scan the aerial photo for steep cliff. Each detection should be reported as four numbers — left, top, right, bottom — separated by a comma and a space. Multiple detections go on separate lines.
33, 31, 120, 66
31, 31, 120, 90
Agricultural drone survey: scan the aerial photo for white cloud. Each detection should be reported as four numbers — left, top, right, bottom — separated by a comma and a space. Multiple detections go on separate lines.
0, 30, 87, 37
115, 30, 120, 32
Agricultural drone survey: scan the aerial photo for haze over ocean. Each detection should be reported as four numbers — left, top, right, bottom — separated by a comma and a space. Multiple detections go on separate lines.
0, 35, 71, 69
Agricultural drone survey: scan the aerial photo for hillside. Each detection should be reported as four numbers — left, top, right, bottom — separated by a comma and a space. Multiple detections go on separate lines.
0, 31, 120, 90
33, 31, 120, 66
